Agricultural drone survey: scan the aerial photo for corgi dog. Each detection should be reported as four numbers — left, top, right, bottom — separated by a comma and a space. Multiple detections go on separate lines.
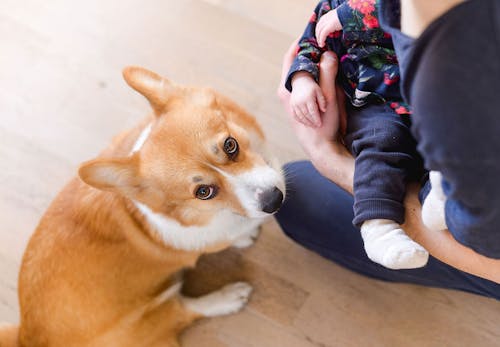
0, 67, 285, 347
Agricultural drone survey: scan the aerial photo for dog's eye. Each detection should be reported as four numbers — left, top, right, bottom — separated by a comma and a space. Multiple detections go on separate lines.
195, 185, 218, 200
223, 137, 239, 159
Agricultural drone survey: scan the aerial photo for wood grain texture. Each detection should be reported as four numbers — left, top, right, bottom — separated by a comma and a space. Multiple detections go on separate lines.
1, 1, 499, 346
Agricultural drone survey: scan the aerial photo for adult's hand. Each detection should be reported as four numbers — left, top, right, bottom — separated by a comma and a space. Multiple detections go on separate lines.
277, 38, 353, 191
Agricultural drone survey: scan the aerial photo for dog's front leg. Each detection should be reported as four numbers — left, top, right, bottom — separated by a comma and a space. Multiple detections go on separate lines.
180, 282, 252, 318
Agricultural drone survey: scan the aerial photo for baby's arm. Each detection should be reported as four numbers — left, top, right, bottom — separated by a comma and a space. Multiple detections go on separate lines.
290, 72, 326, 128
286, 1, 336, 127
315, 8, 342, 48
288, 0, 383, 127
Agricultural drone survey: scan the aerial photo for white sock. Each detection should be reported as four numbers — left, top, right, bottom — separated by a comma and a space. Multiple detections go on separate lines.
422, 171, 447, 231
361, 219, 429, 270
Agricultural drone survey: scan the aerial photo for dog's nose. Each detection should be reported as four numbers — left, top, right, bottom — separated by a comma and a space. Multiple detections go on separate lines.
259, 187, 284, 214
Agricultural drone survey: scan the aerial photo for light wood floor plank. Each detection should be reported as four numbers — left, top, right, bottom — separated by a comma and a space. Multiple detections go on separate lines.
1, 1, 499, 346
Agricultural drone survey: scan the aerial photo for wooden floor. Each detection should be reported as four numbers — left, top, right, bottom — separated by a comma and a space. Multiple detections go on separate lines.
1, 1, 499, 346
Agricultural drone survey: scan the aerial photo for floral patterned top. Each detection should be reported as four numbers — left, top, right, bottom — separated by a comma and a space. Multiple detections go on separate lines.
285, 0, 411, 114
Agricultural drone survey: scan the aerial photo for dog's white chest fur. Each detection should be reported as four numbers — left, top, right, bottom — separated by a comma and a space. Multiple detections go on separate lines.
134, 201, 262, 251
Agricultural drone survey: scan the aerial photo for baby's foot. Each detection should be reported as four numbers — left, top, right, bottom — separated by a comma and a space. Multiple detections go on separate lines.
422, 171, 447, 231
361, 219, 429, 270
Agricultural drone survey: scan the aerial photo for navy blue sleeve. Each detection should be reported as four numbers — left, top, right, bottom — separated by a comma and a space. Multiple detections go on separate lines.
286, 0, 391, 93
336, 2, 356, 28
284, 0, 333, 92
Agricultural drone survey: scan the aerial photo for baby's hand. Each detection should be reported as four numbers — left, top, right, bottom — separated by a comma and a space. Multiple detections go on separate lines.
315, 9, 342, 48
290, 72, 326, 128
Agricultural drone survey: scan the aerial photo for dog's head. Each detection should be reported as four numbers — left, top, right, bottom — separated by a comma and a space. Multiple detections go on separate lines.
79, 67, 285, 249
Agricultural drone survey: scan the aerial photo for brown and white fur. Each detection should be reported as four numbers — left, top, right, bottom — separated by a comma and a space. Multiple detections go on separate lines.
0, 67, 285, 347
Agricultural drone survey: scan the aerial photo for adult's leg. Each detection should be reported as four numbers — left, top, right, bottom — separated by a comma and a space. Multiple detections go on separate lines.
275, 160, 500, 300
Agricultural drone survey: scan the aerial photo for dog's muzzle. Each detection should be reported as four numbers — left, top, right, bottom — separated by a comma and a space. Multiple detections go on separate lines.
259, 187, 284, 214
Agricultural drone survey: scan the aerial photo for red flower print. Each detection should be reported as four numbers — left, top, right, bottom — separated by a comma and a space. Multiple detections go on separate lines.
309, 12, 317, 24
328, 31, 341, 39
385, 54, 398, 64
348, 0, 375, 14
384, 73, 399, 85
362, 14, 379, 29
359, 2, 375, 14
383, 32, 392, 39
390, 102, 412, 115
395, 106, 411, 115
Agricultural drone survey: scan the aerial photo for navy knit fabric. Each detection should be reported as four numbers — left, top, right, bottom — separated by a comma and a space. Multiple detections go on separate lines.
380, 0, 500, 258
344, 103, 423, 226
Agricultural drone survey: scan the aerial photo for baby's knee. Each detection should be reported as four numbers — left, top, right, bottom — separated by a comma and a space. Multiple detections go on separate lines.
377, 124, 413, 151
351, 121, 413, 154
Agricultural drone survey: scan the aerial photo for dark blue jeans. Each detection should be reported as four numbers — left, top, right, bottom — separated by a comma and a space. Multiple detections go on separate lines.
275, 161, 500, 300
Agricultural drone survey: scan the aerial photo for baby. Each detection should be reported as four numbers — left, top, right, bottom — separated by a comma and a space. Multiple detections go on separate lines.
286, 0, 428, 269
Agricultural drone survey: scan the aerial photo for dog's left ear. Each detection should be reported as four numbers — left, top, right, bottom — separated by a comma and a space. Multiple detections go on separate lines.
78, 155, 143, 197
122, 66, 174, 116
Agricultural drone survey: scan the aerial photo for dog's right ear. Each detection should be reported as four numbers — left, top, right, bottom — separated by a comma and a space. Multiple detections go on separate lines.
78, 155, 143, 197
122, 66, 174, 116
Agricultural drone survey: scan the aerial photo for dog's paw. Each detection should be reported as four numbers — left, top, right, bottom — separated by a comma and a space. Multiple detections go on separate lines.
422, 171, 447, 231
213, 282, 253, 315
232, 227, 261, 249
182, 282, 253, 317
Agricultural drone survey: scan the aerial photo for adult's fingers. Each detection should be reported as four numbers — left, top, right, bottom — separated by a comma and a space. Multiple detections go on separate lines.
316, 89, 327, 113
318, 51, 338, 102
317, 51, 341, 139
336, 84, 348, 136
318, 51, 347, 135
